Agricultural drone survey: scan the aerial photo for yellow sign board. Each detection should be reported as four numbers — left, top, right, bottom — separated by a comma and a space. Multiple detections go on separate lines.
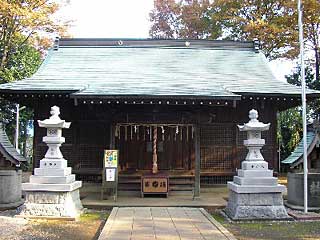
104, 150, 118, 168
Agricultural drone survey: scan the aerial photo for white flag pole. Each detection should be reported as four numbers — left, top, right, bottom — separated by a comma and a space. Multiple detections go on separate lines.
298, 0, 308, 213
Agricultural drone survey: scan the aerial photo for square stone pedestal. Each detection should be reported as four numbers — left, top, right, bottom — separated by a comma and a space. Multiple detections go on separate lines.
19, 181, 83, 220
225, 187, 289, 220
225, 182, 290, 220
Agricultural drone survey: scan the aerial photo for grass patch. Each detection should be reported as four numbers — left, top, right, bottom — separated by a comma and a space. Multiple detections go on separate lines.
211, 212, 226, 224
211, 211, 320, 240
80, 211, 108, 222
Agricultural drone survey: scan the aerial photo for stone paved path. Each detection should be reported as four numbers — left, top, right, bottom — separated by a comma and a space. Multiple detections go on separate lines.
98, 207, 236, 240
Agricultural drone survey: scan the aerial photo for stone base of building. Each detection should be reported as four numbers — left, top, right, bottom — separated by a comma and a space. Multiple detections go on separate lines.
225, 190, 290, 220
0, 200, 24, 210
19, 189, 83, 220
0, 170, 23, 210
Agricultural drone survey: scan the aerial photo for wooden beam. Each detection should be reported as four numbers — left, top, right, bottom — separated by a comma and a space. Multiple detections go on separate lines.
193, 124, 201, 199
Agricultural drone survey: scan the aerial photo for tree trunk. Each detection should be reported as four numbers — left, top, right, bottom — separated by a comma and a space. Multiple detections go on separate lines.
22, 120, 28, 158
315, 48, 320, 83
0, 46, 8, 70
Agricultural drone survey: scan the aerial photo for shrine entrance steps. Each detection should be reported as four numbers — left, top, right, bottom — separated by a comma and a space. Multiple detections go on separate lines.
98, 207, 236, 240
118, 174, 194, 196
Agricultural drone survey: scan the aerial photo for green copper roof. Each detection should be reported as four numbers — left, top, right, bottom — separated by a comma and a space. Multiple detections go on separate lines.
0, 38, 318, 99
0, 123, 26, 165
282, 131, 317, 165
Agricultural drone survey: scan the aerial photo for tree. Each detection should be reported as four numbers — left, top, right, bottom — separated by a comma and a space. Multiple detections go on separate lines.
0, 0, 68, 73
0, 42, 41, 158
286, 64, 318, 89
278, 64, 318, 161
0, 0, 69, 159
150, 0, 319, 65
149, 0, 222, 39
0, 40, 41, 83
286, 64, 320, 118
150, 0, 297, 59
278, 108, 303, 160
303, 0, 320, 82
211, 0, 299, 59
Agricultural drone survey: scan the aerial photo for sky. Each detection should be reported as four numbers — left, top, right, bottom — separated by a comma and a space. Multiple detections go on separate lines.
59, 0, 295, 81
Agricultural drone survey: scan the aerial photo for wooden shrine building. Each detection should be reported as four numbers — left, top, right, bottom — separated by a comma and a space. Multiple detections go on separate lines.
0, 38, 319, 196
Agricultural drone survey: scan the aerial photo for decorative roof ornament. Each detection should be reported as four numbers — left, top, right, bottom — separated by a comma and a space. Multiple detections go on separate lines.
53, 36, 59, 51
38, 106, 71, 128
238, 109, 270, 131
253, 38, 260, 53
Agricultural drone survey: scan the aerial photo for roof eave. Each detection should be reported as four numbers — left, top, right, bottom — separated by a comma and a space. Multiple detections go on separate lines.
69, 94, 242, 101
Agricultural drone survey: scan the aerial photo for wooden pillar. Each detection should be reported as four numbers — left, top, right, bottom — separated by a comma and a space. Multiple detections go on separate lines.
152, 126, 158, 174
193, 124, 201, 199
110, 124, 115, 149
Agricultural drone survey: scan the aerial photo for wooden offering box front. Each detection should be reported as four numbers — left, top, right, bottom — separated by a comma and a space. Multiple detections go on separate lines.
141, 174, 169, 197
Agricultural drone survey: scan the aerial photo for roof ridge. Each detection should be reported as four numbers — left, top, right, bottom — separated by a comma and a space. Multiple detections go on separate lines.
57, 38, 256, 50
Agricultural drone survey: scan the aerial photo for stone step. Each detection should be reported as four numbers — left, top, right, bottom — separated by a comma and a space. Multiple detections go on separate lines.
34, 167, 72, 176
233, 176, 278, 186
241, 161, 268, 170
237, 169, 273, 178
30, 174, 75, 184
22, 181, 82, 192
228, 182, 286, 194
40, 159, 67, 169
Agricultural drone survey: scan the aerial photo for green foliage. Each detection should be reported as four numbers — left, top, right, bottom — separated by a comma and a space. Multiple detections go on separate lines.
286, 64, 320, 118
150, 0, 222, 39
286, 65, 318, 89
0, 0, 69, 159
278, 64, 318, 161
0, 40, 40, 159
149, 0, 320, 66
0, 42, 41, 83
211, 0, 297, 59
278, 108, 303, 160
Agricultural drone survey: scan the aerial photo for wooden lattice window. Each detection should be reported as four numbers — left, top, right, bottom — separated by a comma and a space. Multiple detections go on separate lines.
77, 144, 104, 169
200, 124, 235, 171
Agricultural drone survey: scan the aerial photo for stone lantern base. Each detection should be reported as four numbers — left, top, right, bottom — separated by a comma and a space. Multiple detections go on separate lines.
225, 186, 289, 220
19, 166, 83, 219
19, 187, 82, 219
225, 166, 289, 220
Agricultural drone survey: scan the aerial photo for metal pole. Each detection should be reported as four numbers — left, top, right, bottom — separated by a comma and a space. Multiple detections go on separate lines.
277, 112, 281, 173
14, 104, 20, 150
298, 0, 308, 213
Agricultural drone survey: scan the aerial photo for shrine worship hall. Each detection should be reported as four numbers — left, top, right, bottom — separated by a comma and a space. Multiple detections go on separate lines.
0, 38, 318, 198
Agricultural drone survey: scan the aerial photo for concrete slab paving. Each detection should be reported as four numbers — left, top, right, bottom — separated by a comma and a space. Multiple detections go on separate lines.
98, 207, 236, 240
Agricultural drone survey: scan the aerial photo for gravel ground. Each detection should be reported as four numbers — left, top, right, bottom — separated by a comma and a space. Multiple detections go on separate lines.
0, 209, 108, 240
0, 210, 28, 240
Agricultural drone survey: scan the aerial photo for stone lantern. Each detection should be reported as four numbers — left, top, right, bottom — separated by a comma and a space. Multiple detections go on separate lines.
225, 109, 289, 220
20, 106, 82, 219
